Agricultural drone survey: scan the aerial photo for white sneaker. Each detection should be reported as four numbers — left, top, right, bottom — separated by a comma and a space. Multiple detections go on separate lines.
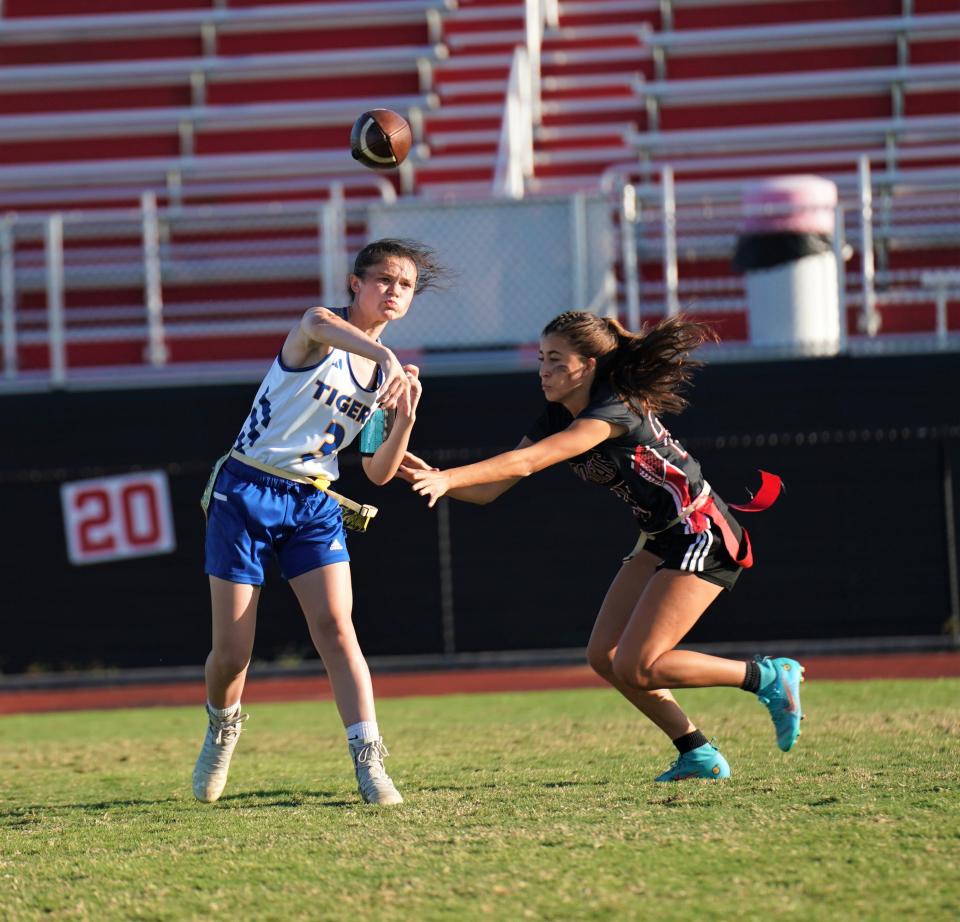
348, 737, 403, 805
192, 705, 248, 803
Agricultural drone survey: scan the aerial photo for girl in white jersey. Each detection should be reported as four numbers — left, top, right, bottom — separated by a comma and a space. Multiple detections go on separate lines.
193, 238, 445, 807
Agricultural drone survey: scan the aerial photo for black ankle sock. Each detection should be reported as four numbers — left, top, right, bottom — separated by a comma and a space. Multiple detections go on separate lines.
673, 729, 709, 754
741, 659, 761, 693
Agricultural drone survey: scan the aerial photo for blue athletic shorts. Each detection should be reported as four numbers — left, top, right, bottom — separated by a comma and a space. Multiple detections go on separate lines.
204, 457, 350, 585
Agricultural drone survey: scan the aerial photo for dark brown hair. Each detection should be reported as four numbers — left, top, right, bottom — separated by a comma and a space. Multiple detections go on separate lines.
541, 311, 718, 416
350, 238, 446, 295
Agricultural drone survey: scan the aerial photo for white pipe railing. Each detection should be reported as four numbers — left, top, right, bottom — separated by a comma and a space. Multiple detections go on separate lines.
493, 0, 558, 197
320, 182, 348, 306
922, 270, 960, 347
1, 215, 16, 379
858, 154, 881, 335
141, 191, 168, 368
570, 193, 588, 309
524, 0, 559, 126
833, 203, 849, 353
45, 214, 66, 386
620, 182, 642, 329
492, 46, 534, 199
660, 165, 680, 317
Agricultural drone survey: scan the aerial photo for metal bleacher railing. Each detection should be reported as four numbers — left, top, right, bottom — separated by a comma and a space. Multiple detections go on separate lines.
611, 156, 960, 357
440, 4, 960, 199
0, 0, 957, 386
0, 2, 449, 202
0, 1, 451, 47
0, 178, 396, 385
3, 156, 957, 387
646, 11, 960, 72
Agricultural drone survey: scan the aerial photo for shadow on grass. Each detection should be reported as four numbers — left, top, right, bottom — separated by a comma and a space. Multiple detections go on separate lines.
0, 788, 358, 819
0, 796, 181, 823
541, 780, 608, 789
415, 781, 500, 794
218, 788, 353, 809
415, 778, 609, 795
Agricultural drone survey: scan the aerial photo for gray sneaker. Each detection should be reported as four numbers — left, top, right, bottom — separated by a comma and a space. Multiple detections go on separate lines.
348, 737, 403, 805
192, 705, 248, 803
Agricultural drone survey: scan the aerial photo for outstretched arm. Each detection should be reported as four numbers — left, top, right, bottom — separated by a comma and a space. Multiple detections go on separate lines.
399, 442, 531, 504
408, 418, 620, 508
282, 307, 411, 413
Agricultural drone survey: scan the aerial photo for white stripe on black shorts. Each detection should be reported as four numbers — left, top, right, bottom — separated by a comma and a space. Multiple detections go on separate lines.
632, 515, 743, 591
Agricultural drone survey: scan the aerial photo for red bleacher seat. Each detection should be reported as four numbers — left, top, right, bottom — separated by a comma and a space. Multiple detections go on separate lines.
1, 0, 957, 377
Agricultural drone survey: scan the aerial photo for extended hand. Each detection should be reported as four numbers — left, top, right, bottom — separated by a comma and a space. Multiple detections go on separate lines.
409, 467, 451, 508
397, 450, 437, 483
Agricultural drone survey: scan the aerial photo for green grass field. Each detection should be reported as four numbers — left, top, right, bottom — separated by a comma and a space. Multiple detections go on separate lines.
1, 679, 958, 921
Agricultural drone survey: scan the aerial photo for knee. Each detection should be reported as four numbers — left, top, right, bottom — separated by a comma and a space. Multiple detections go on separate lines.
308, 608, 356, 651
586, 644, 616, 682
209, 646, 250, 679
611, 652, 658, 691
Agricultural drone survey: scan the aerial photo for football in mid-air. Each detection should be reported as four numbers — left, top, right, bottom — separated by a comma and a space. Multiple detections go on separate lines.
350, 109, 412, 171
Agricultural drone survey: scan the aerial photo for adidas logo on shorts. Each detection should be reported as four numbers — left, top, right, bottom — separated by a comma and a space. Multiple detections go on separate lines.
329, 538, 344, 551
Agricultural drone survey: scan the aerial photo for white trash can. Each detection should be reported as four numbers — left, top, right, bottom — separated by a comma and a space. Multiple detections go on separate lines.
733, 175, 840, 354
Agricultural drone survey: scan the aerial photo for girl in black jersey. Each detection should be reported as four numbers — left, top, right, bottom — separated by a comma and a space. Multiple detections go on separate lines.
405, 311, 804, 781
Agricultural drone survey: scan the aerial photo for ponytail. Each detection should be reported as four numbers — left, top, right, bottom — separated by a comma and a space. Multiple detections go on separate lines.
608, 314, 717, 416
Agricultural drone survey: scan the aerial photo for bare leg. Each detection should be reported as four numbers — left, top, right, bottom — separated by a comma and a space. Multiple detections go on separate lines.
289, 562, 375, 727
587, 552, 700, 739
612, 569, 749, 691
205, 575, 260, 709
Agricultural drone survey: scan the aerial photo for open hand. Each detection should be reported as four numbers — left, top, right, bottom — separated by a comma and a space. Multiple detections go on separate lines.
397, 450, 437, 483
409, 467, 451, 508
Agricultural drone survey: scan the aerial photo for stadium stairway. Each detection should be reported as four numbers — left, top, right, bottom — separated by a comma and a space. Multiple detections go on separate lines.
421, 0, 653, 198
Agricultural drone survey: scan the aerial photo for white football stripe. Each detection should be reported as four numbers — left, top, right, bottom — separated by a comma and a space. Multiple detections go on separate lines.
359, 118, 396, 165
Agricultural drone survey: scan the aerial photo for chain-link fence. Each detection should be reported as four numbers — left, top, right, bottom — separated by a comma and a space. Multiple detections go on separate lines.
2, 164, 958, 386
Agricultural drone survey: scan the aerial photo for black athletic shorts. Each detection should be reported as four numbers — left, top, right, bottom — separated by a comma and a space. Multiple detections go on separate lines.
624, 513, 744, 591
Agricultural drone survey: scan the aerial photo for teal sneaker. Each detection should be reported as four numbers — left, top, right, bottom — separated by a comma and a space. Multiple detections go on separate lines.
655, 742, 731, 782
756, 656, 805, 751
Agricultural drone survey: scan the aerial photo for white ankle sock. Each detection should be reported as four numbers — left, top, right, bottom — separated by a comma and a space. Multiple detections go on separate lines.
346, 720, 379, 743
209, 701, 240, 719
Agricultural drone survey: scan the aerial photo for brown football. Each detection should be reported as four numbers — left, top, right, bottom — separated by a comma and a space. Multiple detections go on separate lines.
350, 108, 413, 171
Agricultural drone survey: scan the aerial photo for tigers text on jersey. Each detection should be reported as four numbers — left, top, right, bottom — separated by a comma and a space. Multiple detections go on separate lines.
232, 310, 383, 481
527, 383, 727, 535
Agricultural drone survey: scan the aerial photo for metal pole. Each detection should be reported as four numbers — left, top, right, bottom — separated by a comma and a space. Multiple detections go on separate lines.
621, 182, 641, 329
1, 215, 16, 380
935, 285, 948, 348
45, 214, 66, 387
141, 191, 168, 367
833, 204, 848, 355
661, 165, 680, 317
941, 437, 960, 648
543, 0, 560, 29
320, 182, 347, 305
525, 0, 542, 126
858, 155, 880, 336
570, 193, 588, 310
436, 498, 456, 656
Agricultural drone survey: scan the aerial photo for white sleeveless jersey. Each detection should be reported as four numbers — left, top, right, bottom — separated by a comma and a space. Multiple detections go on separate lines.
231, 310, 384, 481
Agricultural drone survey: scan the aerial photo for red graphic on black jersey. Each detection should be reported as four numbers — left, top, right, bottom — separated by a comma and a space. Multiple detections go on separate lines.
632, 445, 666, 486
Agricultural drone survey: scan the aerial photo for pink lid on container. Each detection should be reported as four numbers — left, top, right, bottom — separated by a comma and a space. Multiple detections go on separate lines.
742, 175, 838, 235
